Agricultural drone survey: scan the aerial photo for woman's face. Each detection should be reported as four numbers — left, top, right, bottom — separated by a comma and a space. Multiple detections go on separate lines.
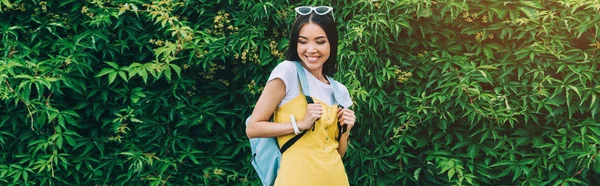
297, 23, 330, 73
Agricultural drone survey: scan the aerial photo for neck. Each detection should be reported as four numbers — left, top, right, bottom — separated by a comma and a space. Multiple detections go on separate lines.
300, 63, 329, 84
311, 72, 325, 80
308, 70, 329, 84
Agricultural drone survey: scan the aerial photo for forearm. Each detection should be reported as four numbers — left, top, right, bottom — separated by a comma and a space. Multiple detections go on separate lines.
337, 132, 350, 157
246, 121, 296, 138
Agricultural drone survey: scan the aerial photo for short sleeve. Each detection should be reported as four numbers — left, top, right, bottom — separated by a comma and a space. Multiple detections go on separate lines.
267, 61, 297, 94
336, 82, 353, 108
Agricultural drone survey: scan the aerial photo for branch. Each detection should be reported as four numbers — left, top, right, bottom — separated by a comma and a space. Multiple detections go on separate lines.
4, 79, 35, 130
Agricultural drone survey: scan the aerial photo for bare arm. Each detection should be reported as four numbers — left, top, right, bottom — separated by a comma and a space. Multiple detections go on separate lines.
246, 78, 296, 138
246, 77, 322, 138
336, 108, 356, 157
337, 132, 350, 157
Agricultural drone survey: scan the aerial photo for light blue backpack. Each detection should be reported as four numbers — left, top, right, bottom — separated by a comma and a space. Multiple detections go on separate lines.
245, 61, 349, 186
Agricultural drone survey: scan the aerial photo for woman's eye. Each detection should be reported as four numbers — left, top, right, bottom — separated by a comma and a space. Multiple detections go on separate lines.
299, 41, 307, 44
317, 41, 326, 44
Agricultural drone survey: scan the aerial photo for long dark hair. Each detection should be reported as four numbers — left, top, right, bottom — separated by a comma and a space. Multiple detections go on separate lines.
285, 12, 338, 77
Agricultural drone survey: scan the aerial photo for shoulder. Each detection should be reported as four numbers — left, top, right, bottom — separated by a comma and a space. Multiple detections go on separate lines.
268, 61, 300, 95
272, 60, 297, 73
269, 61, 299, 83
334, 81, 350, 97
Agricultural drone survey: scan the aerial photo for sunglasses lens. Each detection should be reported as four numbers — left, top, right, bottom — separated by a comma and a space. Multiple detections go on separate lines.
315, 6, 331, 14
296, 7, 312, 14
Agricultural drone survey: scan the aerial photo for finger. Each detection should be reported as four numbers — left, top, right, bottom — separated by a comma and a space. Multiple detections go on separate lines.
337, 108, 343, 117
340, 108, 349, 116
342, 116, 354, 124
310, 110, 323, 115
343, 113, 355, 119
342, 109, 352, 116
339, 112, 345, 118
347, 109, 354, 114
346, 116, 355, 122
341, 111, 350, 117
342, 116, 350, 122
308, 104, 321, 108
309, 106, 322, 111
311, 103, 323, 108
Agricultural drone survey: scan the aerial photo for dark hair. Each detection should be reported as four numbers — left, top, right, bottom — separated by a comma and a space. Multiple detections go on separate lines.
286, 12, 338, 77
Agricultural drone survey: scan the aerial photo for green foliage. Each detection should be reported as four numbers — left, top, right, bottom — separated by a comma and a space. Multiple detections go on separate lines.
1, 0, 600, 185
340, 0, 600, 185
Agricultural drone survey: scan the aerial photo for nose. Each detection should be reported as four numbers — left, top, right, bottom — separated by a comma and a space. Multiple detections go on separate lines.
306, 44, 317, 53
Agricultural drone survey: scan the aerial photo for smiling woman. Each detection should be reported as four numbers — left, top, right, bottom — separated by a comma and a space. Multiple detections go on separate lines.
245, 5, 356, 186
297, 23, 330, 84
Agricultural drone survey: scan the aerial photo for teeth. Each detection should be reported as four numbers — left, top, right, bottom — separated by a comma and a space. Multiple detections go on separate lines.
307, 56, 318, 62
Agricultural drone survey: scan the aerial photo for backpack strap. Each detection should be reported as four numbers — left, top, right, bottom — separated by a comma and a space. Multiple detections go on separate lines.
327, 76, 347, 108
280, 61, 315, 153
293, 61, 313, 103
326, 76, 351, 141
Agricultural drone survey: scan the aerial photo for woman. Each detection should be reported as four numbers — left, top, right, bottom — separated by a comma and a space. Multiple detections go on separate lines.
246, 6, 357, 186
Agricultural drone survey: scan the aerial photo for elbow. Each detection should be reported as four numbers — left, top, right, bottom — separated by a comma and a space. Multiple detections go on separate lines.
246, 122, 257, 139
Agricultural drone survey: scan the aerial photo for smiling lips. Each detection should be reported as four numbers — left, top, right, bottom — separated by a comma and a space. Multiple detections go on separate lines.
306, 56, 319, 62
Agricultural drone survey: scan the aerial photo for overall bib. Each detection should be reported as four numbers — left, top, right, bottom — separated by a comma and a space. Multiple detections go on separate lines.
273, 94, 349, 186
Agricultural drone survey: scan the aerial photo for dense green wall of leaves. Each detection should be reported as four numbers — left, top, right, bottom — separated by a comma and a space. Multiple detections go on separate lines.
2, 0, 600, 185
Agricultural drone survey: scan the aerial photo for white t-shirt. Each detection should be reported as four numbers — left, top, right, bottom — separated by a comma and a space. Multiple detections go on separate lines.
267, 61, 353, 108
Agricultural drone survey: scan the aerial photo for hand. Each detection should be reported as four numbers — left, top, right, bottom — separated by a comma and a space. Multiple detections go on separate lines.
298, 101, 322, 130
337, 107, 356, 133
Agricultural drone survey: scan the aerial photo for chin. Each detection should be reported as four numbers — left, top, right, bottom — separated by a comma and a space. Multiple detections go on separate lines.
302, 61, 323, 69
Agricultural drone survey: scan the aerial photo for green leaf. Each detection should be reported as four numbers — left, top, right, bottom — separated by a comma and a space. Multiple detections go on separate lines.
105, 61, 119, 69
164, 66, 172, 82
22, 170, 28, 182
118, 71, 128, 82
170, 64, 181, 78
490, 160, 514, 167
567, 85, 581, 98
108, 72, 117, 85
413, 167, 421, 181
1, 0, 12, 8
594, 157, 600, 173
447, 168, 455, 180
64, 135, 76, 147
96, 68, 115, 77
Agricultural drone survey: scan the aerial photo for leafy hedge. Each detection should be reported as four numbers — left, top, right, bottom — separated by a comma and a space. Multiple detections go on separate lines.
1, 0, 600, 185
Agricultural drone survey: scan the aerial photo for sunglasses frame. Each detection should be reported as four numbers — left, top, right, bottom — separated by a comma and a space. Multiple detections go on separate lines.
294, 6, 334, 19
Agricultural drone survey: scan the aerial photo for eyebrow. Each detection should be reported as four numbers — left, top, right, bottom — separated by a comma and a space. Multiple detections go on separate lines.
299, 36, 327, 39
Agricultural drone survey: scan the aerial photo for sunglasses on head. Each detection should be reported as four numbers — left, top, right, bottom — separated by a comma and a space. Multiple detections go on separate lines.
294, 6, 334, 19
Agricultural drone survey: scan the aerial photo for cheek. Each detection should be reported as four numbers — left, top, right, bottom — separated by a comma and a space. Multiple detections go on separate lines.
321, 45, 331, 54
296, 45, 304, 54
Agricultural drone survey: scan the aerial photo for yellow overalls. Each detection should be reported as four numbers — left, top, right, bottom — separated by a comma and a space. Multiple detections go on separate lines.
273, 93, 349, 186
